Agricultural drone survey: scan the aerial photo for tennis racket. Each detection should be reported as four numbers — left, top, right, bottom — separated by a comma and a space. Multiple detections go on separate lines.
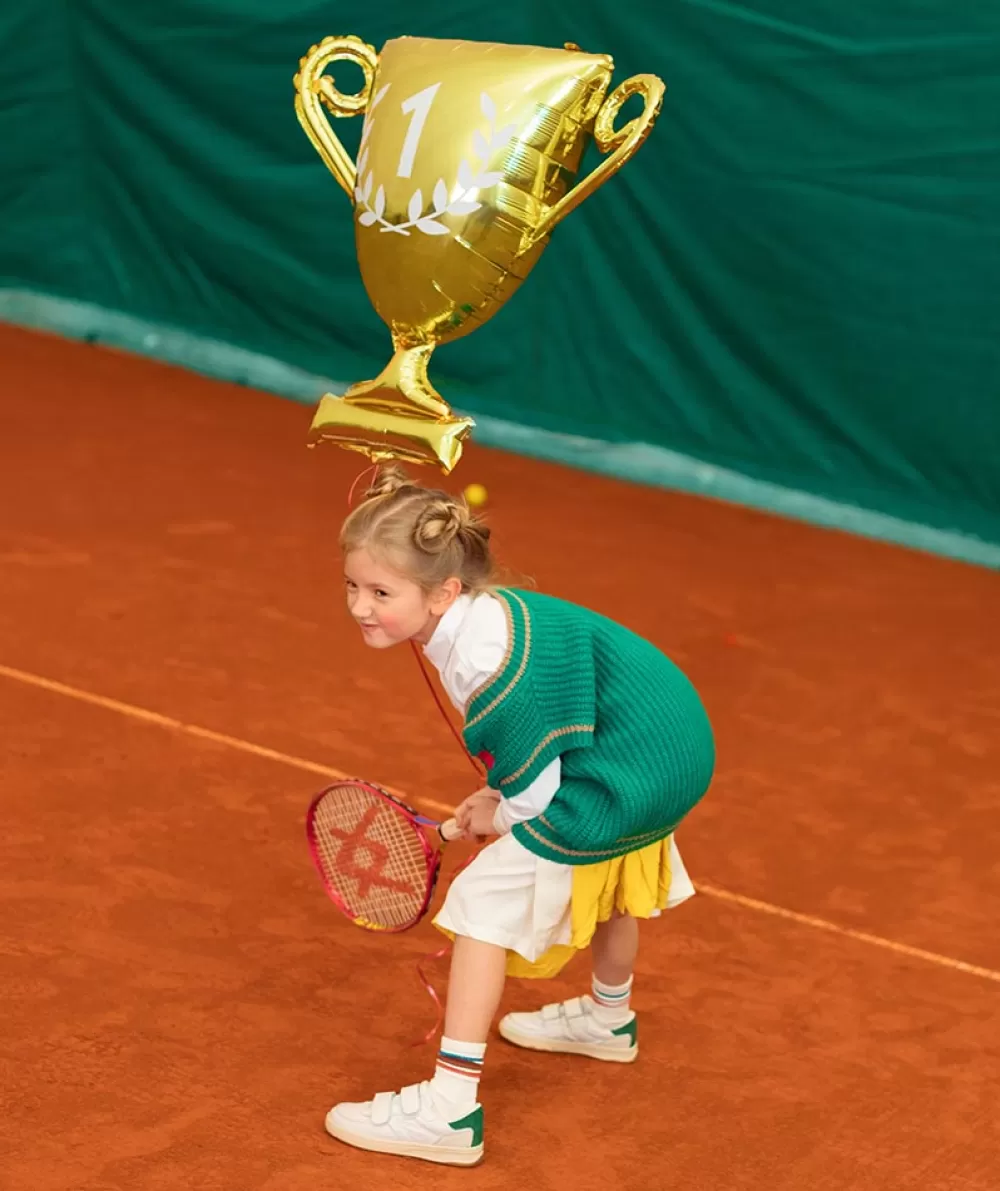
305, 779, 462, 933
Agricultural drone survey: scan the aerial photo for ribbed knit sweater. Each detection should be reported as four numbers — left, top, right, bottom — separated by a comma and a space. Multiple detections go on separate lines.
462, 588, 715, 865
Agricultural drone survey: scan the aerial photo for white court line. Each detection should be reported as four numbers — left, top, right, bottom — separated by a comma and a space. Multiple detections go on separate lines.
2, 660, 999, 987
697, 884, 1000, 985
0, 663, 449, 808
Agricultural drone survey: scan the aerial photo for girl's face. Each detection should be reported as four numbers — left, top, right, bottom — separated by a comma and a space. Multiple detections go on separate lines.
343, 548, 459, 649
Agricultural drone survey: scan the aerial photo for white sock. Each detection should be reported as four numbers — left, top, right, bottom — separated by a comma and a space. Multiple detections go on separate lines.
429, 1036, 486, 1113
590, 975, 634, 1027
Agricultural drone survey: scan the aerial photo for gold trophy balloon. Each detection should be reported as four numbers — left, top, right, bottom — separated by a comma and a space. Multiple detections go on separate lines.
294, 35, 664, 472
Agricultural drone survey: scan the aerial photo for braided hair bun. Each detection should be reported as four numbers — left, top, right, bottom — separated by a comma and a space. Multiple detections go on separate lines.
341, 464, 495, 593
362, 462, 411, 501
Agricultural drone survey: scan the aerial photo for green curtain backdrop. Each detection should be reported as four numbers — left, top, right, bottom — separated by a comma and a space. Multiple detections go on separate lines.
1, 2, 998, 545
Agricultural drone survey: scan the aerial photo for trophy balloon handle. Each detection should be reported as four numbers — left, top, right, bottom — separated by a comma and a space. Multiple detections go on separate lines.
294, 35, 379, 201
527, 72, 666, 247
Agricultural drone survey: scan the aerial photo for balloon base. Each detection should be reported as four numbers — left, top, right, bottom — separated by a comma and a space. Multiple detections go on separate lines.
307, 345, 474, 473
307, 392, 474, 473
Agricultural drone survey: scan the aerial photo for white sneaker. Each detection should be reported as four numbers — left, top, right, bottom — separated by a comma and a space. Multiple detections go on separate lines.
324, 1080, 484, 1166
498, 994, 638, 1063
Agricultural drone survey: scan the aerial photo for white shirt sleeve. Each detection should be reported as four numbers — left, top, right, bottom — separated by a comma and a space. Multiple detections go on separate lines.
440, 594, 562, 835
492, 757, 561, 834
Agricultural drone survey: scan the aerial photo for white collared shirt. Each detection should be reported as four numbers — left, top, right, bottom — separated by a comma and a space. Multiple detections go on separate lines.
423, 592, 561, 833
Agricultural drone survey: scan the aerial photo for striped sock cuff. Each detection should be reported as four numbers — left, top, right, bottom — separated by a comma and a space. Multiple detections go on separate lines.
436, 1036, 487, 1082
592, 976, 634, 1009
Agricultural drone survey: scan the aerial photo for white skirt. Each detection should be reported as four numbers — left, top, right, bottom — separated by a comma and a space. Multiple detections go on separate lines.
433, 830, 695, 963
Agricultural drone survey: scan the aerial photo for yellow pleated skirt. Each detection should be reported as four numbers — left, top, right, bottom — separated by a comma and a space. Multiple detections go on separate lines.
433, 833, 684, 980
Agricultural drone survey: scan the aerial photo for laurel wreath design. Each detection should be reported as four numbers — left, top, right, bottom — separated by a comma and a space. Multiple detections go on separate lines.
354, 91, 516, 237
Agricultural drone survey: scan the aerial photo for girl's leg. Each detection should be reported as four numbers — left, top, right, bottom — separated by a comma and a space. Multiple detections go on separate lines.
444, 935, 508, 1040
324, 936, 505, 1167
591, 911, 639, 986
589, 912, 638, 1026
496, 912, 639, 1061
430, 936, 507, 1113
324, 833, 531, 1165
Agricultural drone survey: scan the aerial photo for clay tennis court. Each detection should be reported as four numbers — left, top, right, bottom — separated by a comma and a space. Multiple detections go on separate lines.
2, 322, 998, 1190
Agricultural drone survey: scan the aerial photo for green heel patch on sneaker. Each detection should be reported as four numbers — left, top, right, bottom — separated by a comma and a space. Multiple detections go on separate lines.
449, 1106, 484, 1148
612, 1017, 638, 1047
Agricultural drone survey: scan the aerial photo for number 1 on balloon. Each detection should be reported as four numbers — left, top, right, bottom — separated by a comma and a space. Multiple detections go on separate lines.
397, 83, 442, 179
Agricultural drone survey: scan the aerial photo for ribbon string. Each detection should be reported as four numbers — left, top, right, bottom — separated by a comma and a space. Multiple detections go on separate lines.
345, 462, 487, 1043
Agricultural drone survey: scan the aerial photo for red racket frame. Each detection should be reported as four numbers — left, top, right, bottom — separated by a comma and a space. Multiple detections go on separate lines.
305, 779, 451, 934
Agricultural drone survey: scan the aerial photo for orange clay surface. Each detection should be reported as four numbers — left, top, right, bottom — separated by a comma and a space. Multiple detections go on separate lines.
1, 323, 998, 1190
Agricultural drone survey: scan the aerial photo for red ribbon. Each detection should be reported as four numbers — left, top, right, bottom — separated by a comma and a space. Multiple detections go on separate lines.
405, 651, 488, 1043
409, 848, 478, 1047
409, 642, 486, 780
346, 462, 379, 509
405, 590, 489, 1045
412, 944, 449, 1047
343, 463, 488, 1046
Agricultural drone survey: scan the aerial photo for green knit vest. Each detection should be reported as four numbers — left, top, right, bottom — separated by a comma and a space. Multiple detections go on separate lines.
462, 589, 715, 865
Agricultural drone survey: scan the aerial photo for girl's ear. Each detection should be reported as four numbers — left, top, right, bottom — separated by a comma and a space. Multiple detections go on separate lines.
428, 576, 463, 614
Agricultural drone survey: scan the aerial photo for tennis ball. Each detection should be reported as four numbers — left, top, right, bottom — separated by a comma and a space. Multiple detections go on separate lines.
463, 482, 488, 508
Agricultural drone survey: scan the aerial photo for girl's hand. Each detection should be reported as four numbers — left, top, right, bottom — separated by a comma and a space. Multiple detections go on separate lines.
462, 795, 502, 840
454, 787, 501, 841
453, 786, 497, 825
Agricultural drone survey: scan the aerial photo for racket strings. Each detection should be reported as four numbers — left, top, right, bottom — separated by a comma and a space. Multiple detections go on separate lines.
311, 785, 433, 929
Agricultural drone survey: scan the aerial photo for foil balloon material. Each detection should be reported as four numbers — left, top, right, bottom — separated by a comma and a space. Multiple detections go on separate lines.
294, 34, 665, 472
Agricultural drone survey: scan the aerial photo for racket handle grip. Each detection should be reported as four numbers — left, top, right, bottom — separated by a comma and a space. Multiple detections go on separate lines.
439, 817, 462, 842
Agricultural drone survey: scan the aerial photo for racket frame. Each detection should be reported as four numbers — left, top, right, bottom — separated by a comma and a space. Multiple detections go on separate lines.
305, 779, 451, 933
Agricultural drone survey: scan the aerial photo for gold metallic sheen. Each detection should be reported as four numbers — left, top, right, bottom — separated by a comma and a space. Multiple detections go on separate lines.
295, 34, 665, 472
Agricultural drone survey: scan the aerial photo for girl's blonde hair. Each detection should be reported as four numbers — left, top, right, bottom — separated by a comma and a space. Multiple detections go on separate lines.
340, 464, 497, 593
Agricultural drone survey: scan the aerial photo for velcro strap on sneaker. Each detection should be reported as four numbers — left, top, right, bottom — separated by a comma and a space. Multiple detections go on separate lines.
371, 1091, 395, 1126
399, 1083, 422, 1115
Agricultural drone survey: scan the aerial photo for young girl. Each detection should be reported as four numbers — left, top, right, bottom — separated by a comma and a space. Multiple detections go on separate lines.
327, 465, 715, 1167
